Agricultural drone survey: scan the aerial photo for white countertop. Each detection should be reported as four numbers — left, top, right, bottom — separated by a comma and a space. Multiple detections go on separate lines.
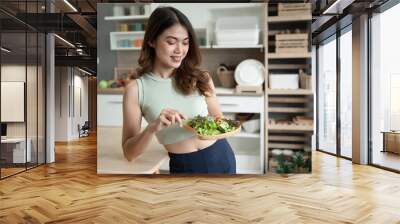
97, 126, 168, 174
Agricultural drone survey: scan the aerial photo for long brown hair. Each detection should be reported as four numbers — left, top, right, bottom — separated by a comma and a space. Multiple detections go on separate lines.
137, 6, 211, 96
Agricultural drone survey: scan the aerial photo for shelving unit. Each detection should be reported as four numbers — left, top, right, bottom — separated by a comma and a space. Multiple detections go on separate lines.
269, 64, 310, 70
267, 89, 313, 95
268, 107, 313, 113
106, 4, 150, 51
268, 52, 311, 59
269, 124, 314, 132
267, 14, 312, 23
265, 3, 313, 173
110, 32, 145, 51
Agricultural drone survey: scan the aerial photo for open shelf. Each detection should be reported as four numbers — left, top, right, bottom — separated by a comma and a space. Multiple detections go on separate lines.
267, 89, 313, 95
268, 52, 311, 59
233, 132, 260, 138
269, 96, 313, 103
269, 124, 314, 132
110, 31, 145, 50
268, 143, 305, 149
268, 64, 310, 70
268, 15, 312, 23
104, 15, 149, 21
269, 107, 313, 113
268, 135, 307, 142
265, 3, 313, 174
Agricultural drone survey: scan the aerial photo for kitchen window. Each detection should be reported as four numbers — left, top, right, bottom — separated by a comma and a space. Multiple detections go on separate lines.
370, 2, 400, 171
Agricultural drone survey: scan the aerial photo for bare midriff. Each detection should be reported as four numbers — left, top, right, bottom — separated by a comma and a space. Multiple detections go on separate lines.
164, 137, 217, 154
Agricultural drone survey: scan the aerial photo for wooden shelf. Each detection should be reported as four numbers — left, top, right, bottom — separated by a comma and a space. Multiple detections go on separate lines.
269, 107, 313, 113
269, 96, 312, 103
268, 143, 305, 149
268, 64, 310, 70
269, 135, 307, 142
215, 87, 263, 96
268, 52, 311, 59
268, 15, 312, 23
233, 132, 260, 138
104, 15, 149, 21
267, 89, 313, 95
269, 124, 314, 132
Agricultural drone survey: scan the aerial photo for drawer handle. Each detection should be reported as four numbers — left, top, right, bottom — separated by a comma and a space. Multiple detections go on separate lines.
108, 101, 123, 104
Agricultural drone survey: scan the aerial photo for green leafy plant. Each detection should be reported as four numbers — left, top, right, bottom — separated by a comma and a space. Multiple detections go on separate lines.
275, 151, 311, 174
186, 115, 240, 136
276, 154, 292, 174
292, 151, 305, 172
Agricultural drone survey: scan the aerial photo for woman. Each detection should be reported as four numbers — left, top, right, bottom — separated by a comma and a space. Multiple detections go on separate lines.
122, 6, 236, 174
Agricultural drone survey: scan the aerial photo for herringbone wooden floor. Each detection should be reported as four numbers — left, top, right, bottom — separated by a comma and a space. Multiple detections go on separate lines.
1, 135, 400, 224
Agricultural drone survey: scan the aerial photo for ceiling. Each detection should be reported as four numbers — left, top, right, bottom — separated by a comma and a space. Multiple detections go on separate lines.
1, 0, 394, 75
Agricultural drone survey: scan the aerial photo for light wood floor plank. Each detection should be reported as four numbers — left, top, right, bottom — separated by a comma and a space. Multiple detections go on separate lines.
0, 135, 400, 223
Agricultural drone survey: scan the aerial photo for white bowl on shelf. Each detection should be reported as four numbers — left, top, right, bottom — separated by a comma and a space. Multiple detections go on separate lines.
282, 149, 294, 156
241, 119, 260, 133
271, 149, 283, 156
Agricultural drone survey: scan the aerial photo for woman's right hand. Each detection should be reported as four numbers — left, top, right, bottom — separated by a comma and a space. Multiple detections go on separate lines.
148, 108, 187, 133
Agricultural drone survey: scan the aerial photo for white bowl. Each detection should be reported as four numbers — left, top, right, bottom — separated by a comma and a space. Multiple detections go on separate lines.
271, 149, 283, 156
241, 119, 260, 133
282, 149, 294, 156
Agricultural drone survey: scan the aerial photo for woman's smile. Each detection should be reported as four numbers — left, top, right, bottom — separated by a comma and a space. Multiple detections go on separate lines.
171, 56, 182, 63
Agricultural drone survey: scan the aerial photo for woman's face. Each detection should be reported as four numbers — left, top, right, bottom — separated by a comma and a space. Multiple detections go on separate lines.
151, 24, 189, 69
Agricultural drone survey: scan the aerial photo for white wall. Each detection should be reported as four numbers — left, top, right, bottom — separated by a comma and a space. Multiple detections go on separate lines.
71, 73, 89, 138
1, 65, 35, 137
55, 67, 89, 141
55, 66, 69, 141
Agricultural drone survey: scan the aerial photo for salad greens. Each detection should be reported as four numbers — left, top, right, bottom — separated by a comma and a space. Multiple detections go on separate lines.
186, 115, 240, 136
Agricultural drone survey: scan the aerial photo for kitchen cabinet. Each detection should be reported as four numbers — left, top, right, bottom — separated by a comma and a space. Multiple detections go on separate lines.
97, 94, 123, 127
217, 94, 265, 174
97, 91, 148, 127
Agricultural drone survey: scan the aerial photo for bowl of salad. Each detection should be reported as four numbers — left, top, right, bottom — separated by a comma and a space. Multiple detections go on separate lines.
183, 115, 241, 140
